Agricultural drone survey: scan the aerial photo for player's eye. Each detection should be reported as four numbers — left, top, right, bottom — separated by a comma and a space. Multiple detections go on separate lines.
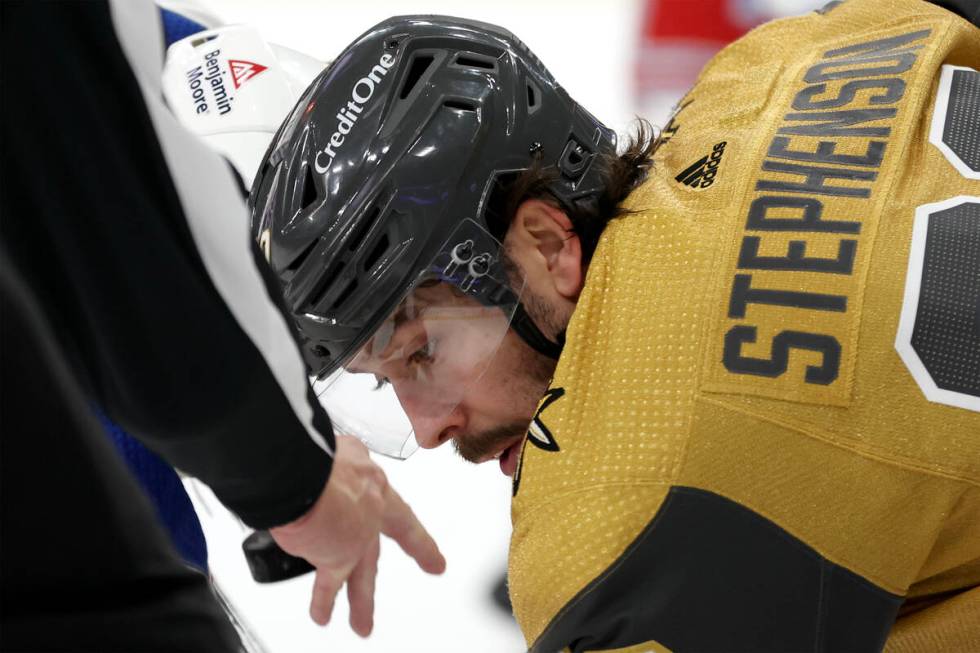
372, 339, 433, 389
408, 339, 436, 365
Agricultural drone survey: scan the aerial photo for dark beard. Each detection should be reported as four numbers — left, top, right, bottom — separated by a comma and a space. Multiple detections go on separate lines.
452, 249, 564, 464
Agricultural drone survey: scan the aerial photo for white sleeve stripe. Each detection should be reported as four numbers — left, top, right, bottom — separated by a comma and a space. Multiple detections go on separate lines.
107, 0, 333, 456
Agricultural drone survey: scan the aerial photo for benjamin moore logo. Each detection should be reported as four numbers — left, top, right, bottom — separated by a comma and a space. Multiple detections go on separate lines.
184, 52, 269, 116
185, 49, 232, 115
675, 141, 727, 189
229, 59, 268, 89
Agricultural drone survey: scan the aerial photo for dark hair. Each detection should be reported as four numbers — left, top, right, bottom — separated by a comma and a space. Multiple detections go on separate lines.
496, 118, 662, 263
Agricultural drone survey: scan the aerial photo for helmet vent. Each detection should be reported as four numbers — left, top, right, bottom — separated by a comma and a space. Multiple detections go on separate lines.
399, 54, 435, 100
332, 279, 358, 310
301, 164, 318, 210
454, 53, 496, 71
526, 80, 541, 114
363, 234, 390, 271
443, 99, 478, 113
285, 238, 318, 277
305, 258, 342, 310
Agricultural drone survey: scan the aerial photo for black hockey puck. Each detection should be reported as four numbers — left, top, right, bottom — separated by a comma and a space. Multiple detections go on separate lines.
242, 530, 314, 583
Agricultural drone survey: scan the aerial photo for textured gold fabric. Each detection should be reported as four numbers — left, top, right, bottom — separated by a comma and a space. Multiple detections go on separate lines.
508, 0, 980, 648
884, 586, 980, 652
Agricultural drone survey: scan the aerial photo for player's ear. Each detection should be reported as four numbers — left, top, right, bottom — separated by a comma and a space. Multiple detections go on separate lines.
508, 199, 584, 300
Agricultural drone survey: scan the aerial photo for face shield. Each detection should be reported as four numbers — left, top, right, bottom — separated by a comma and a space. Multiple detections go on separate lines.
311, 219, 524, 459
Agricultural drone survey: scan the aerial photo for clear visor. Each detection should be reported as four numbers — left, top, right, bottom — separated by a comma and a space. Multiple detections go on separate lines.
312, 220, 523, 459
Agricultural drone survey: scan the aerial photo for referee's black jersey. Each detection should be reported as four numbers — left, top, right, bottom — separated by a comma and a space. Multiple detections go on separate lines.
2, 1, 336, 648
1, 0, 335, 529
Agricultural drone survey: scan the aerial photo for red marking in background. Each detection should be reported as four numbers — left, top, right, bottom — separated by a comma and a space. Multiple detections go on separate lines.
643, 0, 759, 43
635, 0, 772, 96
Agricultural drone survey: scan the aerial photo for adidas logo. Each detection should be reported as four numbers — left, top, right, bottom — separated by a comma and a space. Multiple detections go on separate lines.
675, 141, 727, 189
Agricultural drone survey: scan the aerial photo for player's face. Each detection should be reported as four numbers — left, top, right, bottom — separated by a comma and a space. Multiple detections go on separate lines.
349, 281, 555, 476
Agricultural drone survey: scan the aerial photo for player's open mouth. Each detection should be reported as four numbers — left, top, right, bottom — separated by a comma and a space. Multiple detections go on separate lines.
496, 438, 524, 477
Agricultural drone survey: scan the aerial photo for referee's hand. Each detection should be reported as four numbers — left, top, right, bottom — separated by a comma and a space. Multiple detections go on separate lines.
269, 436, 446, 636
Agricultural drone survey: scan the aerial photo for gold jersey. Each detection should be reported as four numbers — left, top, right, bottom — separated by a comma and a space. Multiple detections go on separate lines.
508, 1, 980, 651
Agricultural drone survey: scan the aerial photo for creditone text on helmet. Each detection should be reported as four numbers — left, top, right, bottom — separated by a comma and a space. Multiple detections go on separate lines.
314, 52, 396, 174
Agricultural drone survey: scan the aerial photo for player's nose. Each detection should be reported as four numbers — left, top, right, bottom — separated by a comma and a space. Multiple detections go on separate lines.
399, 394, 465, 450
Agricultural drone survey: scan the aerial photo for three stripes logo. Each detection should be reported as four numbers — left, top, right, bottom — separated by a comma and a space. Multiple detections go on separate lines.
675, 141, 727, 189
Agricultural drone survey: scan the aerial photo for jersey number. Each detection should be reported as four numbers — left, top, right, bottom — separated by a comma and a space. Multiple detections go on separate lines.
895, 65, 980, 413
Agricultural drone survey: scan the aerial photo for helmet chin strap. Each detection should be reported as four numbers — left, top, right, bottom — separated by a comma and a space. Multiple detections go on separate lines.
510, 302, 564, 360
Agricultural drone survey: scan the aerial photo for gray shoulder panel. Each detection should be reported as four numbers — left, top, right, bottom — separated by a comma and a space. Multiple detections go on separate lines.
529, 486, 902, 653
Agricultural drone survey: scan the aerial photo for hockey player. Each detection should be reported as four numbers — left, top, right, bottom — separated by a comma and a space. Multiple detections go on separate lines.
253, 1, 980, 651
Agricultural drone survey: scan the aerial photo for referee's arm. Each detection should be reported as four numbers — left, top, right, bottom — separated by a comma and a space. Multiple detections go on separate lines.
1, 0, 332, 529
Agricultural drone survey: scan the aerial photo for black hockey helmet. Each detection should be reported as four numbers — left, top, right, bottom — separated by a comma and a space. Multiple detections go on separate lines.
250, 15, 616, 382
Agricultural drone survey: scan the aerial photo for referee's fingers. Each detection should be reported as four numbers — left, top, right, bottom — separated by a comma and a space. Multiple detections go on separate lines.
310, 566, 345, 626
347, 539, 380, 637
380, 484, 446, 575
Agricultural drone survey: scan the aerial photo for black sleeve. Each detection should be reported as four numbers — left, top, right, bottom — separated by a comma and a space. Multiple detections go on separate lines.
530, 488, 904, 653
0, 0, 334, 529
0, 255, 242, 652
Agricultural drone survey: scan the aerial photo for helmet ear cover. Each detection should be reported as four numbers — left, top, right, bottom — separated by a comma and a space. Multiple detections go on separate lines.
249, 15, 616, 375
